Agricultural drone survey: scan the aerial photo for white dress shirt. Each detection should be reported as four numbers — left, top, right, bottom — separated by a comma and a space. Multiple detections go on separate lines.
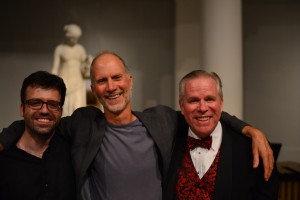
188, 122, 223, 179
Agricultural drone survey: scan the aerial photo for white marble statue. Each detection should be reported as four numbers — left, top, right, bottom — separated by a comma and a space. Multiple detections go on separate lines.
51, 24, 90, 116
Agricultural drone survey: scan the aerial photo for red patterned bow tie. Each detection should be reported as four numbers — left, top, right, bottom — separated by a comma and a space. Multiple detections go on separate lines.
187, 136, 212, 150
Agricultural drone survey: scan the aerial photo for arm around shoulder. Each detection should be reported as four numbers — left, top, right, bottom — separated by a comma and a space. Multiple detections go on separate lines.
0, 120, 24, 150
221, 111, 248, 132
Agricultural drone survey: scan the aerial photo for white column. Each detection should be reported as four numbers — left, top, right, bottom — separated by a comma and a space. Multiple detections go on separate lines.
202, 0, 243, 118
175, 0, 243, 118
174, 0, 203, 110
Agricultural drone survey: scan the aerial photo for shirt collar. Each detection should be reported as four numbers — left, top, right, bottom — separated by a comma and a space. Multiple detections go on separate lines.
188, 121, 223, 151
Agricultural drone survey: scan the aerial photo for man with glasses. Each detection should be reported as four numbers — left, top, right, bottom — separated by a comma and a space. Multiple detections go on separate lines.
0, 53, 274, 200
0, 71, 75, 200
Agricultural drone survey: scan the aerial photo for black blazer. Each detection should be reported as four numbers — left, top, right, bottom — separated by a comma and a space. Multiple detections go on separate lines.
58, 105, 178, 200
164, 116, 279, 200
0, 106, 260, 200
0, 105, 178, 200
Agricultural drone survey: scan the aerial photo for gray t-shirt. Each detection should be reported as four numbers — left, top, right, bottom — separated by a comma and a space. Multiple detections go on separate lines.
89, 119, 162, 200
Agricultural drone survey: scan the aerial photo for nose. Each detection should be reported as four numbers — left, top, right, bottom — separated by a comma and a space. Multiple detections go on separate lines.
197, 101, 208, 112
107, 79, 117, 91
40, 103, 50, 112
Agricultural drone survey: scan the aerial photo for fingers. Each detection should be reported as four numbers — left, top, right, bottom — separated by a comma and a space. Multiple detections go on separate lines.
262, 157, 273, 181
267, 142, 275, 166
244, 125, 275, 181
264, 143, 274, 181
260, 139, 274, 181
252, 148, 259, 168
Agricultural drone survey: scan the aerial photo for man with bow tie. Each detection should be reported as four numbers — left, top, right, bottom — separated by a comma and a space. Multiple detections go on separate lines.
165, 70, 279, 200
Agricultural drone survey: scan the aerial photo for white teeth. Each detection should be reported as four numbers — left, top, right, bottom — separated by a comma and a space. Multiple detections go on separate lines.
107, 94, 120, 99
196, 117, 209, 121
38, 119, 50, 122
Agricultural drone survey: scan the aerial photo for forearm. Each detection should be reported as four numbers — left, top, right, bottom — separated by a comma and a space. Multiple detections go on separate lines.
221, 111, 249, 133
220, 111, 256, 137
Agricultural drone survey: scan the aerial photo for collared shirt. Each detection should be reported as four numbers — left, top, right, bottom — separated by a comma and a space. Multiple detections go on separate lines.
188, 122, 222, 179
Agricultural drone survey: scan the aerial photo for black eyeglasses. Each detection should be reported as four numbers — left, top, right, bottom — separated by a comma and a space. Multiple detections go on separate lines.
24, 99, 62, 111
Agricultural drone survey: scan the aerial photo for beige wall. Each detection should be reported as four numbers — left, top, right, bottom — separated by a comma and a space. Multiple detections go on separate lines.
243, 0, 300, 162
0, 0, 175, 129
1, 0, 300, 163
175, 0, 300, 163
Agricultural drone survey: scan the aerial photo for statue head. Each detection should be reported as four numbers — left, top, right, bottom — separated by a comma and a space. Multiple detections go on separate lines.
64, 24, 82, 45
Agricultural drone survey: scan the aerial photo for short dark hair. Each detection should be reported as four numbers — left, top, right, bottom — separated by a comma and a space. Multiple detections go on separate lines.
20, 71, 66, 106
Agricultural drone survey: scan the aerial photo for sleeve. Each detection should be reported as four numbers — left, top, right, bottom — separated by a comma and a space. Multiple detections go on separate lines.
56, 116, 73, 140
0, 120, 24, 150
255, 163, 280, 200
220, 111, 249, 133
0, 117, 73, 150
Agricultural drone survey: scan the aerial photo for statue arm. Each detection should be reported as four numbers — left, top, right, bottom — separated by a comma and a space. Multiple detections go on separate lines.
51, 46, 61, 75
81, 45, 87, 62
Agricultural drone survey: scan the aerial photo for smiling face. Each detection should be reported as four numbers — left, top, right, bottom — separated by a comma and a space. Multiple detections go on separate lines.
179, 76, 223, 138
91, 53, 133, 117
20, 86, 62, 138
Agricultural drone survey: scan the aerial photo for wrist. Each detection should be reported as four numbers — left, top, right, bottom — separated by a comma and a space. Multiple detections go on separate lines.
242, 126, 257, 138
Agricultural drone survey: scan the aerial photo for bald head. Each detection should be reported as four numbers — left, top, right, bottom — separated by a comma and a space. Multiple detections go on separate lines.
90, 52, 129, 83
90, 51, 133, 120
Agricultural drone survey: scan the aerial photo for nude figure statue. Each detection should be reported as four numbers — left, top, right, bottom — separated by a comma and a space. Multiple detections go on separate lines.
52, 24, 90, 116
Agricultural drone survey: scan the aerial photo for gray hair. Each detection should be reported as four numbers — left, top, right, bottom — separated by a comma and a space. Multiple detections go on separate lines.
179, 70, 223, 101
